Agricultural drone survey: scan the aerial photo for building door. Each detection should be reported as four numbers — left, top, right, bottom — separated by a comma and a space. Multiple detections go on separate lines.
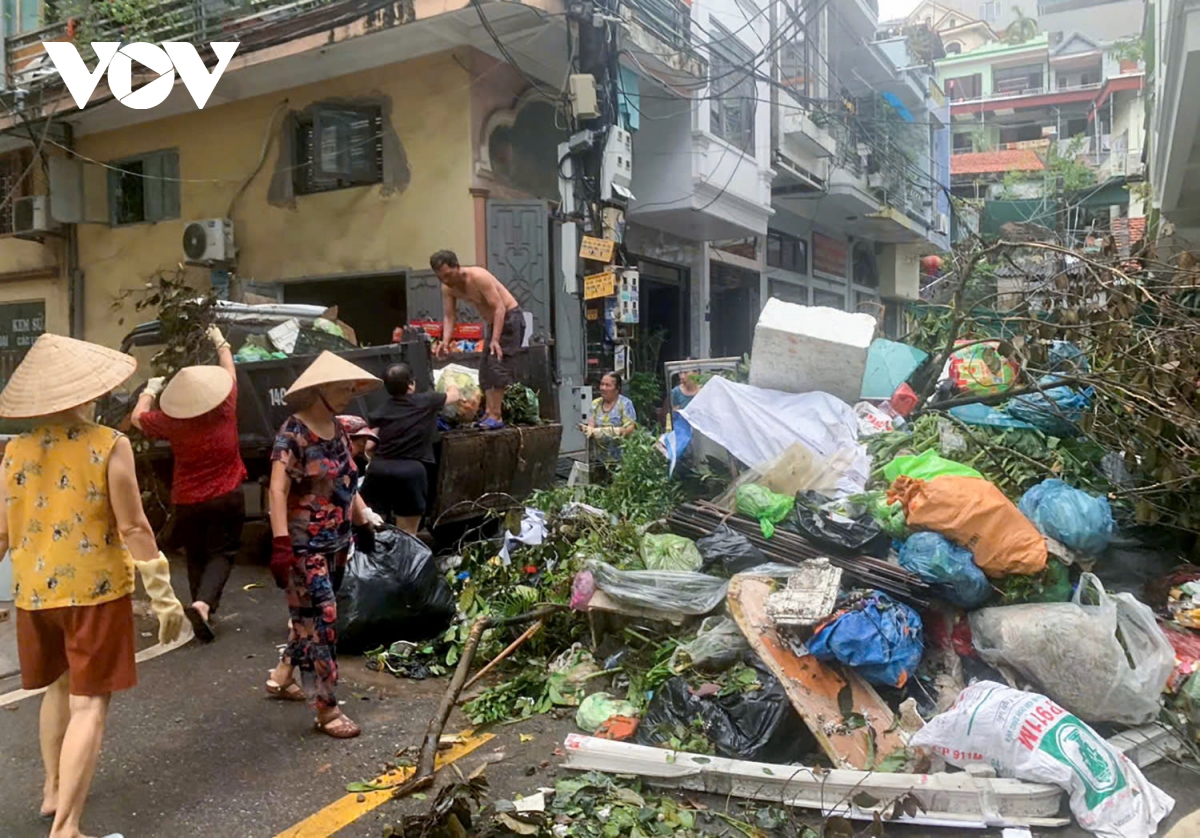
487, 200, 551, 341
710, 262, 760, 358
636, 258, 689, 373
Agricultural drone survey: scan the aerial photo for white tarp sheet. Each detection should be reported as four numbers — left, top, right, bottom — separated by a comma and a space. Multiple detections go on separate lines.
680, 377, 870, 496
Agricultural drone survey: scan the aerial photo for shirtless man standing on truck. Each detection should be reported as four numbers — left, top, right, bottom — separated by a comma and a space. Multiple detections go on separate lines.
430, 249, 525, 430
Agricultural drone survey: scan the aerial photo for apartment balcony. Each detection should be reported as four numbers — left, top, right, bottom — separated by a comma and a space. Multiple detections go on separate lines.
2, 0, 702, 134
814, 117, 939, 246
949, 81, 1104, 116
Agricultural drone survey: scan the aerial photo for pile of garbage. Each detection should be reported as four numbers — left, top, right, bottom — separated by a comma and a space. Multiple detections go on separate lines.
361, 300, 1200, 837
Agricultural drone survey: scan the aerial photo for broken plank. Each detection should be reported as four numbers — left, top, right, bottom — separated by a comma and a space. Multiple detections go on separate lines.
562, 734, 1068, 830
727, 574, 906, 770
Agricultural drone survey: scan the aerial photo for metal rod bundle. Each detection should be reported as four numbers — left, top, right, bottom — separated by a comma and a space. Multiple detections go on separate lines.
668, 503, 934, 608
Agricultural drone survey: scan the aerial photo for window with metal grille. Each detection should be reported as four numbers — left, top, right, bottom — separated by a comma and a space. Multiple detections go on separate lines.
0, 151, 28, 235
709, 24, 756, 150
294, 105, 384, 195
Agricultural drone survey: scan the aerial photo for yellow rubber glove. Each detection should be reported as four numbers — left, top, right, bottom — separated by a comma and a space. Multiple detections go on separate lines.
135, 553, 185, 645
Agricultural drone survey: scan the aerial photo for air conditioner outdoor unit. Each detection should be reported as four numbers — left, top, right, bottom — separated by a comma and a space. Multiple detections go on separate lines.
934, 212, 950, 236
13, 195, 60, 236
182, 217, 235, 265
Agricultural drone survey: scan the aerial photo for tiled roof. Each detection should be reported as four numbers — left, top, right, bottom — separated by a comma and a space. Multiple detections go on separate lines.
951, 149, 1046, 175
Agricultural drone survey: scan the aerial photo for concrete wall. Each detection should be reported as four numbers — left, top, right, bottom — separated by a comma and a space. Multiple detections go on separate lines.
1042, 0, 1145, 42
0, 158, 69, 336
71, 51, 475, 350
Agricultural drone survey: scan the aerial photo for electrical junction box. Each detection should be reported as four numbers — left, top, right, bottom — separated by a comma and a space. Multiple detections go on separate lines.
601, 126, 633, 201
616, 268, 639, 324
568, 74, 599, 120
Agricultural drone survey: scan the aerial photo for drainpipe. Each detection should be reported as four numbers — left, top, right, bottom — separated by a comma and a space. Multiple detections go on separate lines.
64, 124, 83, 339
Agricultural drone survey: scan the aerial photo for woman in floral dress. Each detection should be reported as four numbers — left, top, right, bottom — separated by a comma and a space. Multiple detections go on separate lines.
263, 352, 383, 739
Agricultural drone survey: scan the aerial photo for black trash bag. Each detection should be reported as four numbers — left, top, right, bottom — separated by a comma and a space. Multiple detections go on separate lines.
697, 524, 767, 576
336, 526, 456, 655
785, 491, 890, 558
635, 657, 811, 762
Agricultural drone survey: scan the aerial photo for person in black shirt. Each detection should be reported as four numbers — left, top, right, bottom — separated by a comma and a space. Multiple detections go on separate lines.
362, 363, 459, 534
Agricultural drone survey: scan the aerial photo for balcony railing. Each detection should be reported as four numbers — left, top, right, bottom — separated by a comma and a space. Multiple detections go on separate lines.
7, 0, 341, 88
627, 0, 690, 49
948, 80, 1104, 106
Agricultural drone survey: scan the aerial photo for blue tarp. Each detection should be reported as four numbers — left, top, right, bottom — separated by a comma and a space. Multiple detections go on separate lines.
881, 91, 915, 122
807, 591, 924, 687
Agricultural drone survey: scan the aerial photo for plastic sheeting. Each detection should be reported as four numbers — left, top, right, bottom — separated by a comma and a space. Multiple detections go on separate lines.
680, 377, 869, 496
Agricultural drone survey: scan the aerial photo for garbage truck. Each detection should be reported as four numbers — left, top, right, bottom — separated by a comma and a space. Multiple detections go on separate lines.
103, 302, 562, 533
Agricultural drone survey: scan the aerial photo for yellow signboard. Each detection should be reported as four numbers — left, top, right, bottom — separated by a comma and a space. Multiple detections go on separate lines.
579, 236, 616, 263
583, 271, 616, 300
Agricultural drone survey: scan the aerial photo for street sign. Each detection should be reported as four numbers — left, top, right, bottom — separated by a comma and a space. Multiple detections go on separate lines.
583, 271, 616, 300
579, 236, 615, 263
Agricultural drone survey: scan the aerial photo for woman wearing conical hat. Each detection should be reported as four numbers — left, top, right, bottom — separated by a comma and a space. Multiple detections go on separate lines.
0, 333, 185, 838
263, 351, 384, 740
130, 325, 247, 644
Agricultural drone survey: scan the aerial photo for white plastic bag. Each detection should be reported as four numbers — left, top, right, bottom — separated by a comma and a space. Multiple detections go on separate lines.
968, 573, 1174, 725
912, 682, 1173, 838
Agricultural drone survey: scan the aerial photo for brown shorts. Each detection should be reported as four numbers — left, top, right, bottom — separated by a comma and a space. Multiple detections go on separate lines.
16, 595, 138, 695
480, 307, 526, 391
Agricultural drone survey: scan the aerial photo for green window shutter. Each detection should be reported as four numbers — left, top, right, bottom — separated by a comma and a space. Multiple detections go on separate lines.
161, 151, 180, 219
143, 152, 164, 221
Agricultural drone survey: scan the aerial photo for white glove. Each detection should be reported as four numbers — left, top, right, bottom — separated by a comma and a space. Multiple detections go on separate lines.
363, 508, 385, 529
206, 324, 229, 350
144, 377, 166, 398
135, 553, 185, 645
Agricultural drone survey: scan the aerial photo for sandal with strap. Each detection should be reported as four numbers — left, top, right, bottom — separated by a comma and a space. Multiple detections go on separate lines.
315, 712, 361, 739
265, 675, 306, 702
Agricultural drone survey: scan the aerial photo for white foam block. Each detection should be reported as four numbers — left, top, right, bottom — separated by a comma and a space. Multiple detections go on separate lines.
748, 299, 876, 403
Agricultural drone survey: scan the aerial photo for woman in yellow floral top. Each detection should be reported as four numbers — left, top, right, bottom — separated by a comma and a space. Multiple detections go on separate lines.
0, 334, 184, 838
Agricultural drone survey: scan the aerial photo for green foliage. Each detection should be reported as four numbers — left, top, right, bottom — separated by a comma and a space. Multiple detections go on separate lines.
626, 371, 662, 430
502, 384, 541, 426
54, 0, 163, 51
114, 267, 219, 378
1111, 36, 1145, 64
531, 429, 681, 525
1002, 136, 1096, 199
1005, 9, 1039, 44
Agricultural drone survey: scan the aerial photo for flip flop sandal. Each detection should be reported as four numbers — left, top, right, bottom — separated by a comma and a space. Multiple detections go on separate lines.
265, 675, 306, 702
315, 713, 361, 739
184, 605, 215, 643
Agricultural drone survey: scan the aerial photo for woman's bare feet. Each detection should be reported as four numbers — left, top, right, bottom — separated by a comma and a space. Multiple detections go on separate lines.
39, 788, 55, 819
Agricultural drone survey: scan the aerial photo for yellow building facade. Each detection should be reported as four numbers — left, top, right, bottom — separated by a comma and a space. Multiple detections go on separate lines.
0, 49, 477, 352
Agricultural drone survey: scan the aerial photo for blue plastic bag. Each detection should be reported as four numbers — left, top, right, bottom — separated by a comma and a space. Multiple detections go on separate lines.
1007, 375, 1092, 437
949, 402, 1036, 430
806, 591, 924, 687
1018, 478, 1114, 556
898, 532, 991, 608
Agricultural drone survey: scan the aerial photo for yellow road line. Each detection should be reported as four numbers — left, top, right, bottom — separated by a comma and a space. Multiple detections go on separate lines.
275, 731, 495, 838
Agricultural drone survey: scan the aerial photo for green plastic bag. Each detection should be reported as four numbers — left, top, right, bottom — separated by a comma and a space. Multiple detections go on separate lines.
995, 558, 1072, 605
736, 484, 794, 539
576, 692, 640, 733
854, 491, 908, 539
883, 449, 984, 484
640, 533, 703, 572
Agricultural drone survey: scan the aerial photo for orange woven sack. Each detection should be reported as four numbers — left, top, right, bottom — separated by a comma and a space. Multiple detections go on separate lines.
889, 475, 1047, 579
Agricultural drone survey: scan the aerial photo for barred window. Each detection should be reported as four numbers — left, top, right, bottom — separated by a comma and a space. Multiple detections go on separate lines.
0, 151, 30, 235
294, 105, 384, 195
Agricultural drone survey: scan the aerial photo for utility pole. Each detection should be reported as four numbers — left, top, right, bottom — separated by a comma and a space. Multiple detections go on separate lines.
557, 0, 628, 458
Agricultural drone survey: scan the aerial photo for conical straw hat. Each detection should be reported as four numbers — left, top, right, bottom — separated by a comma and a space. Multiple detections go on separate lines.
0, 333, 137, 418
284, 351, 381, 405
159, 365, 234, 419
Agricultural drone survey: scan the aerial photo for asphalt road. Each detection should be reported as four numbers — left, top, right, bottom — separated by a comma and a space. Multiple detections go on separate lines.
1, 556, 1199, 838
0, 560, 563, 838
